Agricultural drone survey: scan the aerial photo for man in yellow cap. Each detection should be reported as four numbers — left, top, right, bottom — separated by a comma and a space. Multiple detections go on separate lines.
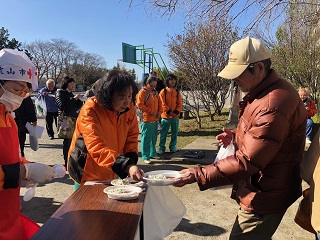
0, 49, 56, 239
173, 37, 307, 239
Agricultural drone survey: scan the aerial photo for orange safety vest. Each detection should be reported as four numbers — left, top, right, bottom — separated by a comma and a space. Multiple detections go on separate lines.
0, 104, 39, 240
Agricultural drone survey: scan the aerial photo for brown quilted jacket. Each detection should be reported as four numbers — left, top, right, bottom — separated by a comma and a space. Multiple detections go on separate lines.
192, 70, 307, 214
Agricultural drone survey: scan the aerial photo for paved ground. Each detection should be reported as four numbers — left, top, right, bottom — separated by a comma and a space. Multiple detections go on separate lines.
20, 116, 313, 239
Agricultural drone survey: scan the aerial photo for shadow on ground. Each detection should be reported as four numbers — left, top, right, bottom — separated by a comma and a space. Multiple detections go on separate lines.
174, 218, 227, 237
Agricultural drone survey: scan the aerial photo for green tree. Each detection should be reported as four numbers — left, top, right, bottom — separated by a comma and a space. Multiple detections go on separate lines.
0, 27, 22, 50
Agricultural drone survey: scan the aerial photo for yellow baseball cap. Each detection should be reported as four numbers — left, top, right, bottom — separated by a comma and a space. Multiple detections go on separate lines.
218, 36, 271, 80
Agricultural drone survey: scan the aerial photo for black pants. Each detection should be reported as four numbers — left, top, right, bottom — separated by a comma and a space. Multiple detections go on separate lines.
63, 138, 72, 166
18, 131, 27, 157
46, 111, 58, 137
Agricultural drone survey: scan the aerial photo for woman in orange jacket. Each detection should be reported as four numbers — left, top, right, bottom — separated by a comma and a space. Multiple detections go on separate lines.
68, 70, 144, 189
157, 74, 182, 154
136, 76, 162, 163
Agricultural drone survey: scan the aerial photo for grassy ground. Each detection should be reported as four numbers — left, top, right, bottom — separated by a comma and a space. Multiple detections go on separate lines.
313, 113, 320, 124
174, 109, 229, 149
171, 110, 320, 150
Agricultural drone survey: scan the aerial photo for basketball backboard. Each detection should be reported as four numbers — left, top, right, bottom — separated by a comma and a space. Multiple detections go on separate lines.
122, 42, 136, 64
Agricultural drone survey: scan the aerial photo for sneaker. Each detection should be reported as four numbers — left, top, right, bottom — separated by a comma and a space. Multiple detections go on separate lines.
157, 149, 164, 155
306, 138, 312, 144
143, 159, 151, 164
170, 148, 179, 153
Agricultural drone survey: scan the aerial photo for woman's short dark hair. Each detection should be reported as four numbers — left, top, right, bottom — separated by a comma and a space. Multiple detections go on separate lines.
95, 69, 137, 110
165, 73, 177, 87
143, 75, 157, 86
61, 76, 75, 90
142, 74, 149, 86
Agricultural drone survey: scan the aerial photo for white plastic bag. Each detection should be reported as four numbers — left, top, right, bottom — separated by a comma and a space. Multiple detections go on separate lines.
35, 97, 47, 116
210, 143, 235, 190
143, 186, 186, 240
25, 122, 44, 151
214, 143, 235, 163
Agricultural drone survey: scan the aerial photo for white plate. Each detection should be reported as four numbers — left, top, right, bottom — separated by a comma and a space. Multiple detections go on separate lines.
103, 185, 142, 200
111, 178, 144, 187
143, 170, 183, 186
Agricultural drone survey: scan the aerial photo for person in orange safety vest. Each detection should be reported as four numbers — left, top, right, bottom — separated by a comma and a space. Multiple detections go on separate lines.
0, 49, 55, 240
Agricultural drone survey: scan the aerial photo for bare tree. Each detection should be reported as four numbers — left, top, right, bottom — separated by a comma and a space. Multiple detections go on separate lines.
26, 40, 56, 80
272, 3, 320, 105
72, 51, 107, 85
25, 38, 106, 85
167, 17, 238, 128
51, 38, 79, 81
130, 0, 320, 32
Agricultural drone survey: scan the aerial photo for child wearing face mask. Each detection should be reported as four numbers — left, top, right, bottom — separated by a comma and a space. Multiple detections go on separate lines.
0, 48, 56, 240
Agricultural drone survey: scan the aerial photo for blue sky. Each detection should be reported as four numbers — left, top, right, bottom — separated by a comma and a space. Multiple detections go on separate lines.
2, 0, 186, 81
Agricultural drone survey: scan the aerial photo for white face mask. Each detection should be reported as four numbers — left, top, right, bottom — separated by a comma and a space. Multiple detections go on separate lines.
0, 84, 24, 111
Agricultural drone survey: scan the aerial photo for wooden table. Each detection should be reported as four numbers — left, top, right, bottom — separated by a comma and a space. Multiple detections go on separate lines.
31, 184, 146, 240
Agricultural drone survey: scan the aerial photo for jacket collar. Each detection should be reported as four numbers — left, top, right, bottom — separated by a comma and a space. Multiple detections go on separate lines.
243, 69, 279, 103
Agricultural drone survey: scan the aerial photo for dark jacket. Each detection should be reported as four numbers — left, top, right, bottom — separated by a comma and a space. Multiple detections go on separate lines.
192, 70, 307, 214
55, 89, 83, 118
14, 96, 37, 134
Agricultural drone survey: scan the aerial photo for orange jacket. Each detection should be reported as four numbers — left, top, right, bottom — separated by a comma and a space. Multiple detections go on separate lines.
68, 97, 139, 184
136, 86, 161, 122
159, 87, 183, 119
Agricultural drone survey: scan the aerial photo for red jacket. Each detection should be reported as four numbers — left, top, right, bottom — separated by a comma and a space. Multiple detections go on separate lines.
303, 97, 317, 118
192, 70, 307, 214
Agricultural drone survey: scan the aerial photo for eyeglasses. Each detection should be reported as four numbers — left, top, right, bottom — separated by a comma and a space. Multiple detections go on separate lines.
246, 63, 257, 73
247, 63, 256, 69
10, 82, 32, 97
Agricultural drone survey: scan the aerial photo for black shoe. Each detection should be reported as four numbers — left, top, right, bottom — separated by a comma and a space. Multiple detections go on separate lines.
50, 136, 54, 140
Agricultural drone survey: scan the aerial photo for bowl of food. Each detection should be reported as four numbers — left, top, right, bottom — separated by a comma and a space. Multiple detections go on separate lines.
111, 178, 145, 187
103, 185, 143, 200
143, 170, 183, 186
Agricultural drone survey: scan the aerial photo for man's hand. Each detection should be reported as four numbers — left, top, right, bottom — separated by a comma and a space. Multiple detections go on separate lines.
74, 94, 81, 100
216, 127, 234, 147
126, 165, 145, 182
23, 163, 55, 183
172, 169, 196, 187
